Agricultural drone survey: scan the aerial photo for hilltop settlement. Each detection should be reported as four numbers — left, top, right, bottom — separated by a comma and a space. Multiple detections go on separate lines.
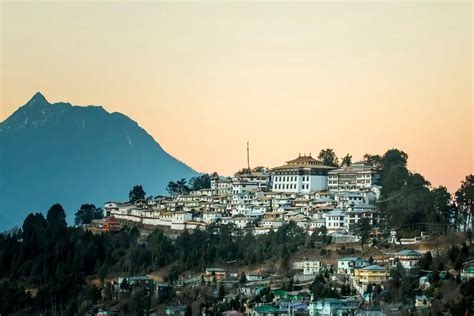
1, 149, 473, 315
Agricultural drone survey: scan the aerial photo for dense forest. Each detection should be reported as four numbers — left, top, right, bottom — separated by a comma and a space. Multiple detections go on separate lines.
0, 205, 316, 314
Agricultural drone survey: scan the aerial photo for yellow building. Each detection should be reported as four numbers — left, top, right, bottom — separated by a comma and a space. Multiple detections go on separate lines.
354, 265, 389, 285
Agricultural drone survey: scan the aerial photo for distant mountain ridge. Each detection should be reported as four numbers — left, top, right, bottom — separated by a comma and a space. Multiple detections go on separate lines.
0, 92, 198, 230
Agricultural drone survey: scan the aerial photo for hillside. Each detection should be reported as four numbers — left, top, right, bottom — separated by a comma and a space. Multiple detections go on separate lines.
0, 93, 197, 230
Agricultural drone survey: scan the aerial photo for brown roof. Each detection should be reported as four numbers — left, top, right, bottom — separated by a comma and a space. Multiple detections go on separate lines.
272, 163, 336, 171
271, 154, 337, 171
286, 154, 320, 165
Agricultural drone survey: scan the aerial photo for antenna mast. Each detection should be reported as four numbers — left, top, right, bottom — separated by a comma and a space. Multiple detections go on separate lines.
247, 141, 251, 172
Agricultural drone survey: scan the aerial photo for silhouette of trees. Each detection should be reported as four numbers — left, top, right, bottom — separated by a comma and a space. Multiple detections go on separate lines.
129, 185, 146, 202
317, 148, 339, 167
74, 204, 103, 225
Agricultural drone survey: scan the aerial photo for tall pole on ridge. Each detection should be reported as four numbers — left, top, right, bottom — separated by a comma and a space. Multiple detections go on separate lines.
247, 141, 250, 173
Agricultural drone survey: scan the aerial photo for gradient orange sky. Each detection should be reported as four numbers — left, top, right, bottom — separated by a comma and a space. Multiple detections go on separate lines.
1, 1, 472, 192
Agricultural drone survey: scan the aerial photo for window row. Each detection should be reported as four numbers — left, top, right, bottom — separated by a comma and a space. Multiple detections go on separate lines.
274, 176, 310, 182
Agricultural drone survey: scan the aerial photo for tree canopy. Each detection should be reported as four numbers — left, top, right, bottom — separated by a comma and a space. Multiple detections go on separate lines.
189, 174, 211, 191
317, 148, 339, 167
166, 178, 190, 195
341, 154, 352, 167
74, 204, 103, 225
456, 175, 473, 232
129, 185, 146, 203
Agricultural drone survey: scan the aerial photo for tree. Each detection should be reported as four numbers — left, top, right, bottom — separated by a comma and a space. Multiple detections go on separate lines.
456, 175, 473, 232
166, 179, 190, 195
380, 149, 409, 197
240, 272, 247, 284
74, 204, 103, 225
341, 154, 352, 167
363, 154, 382, 168
22, 213, 47, 242
218, 284, 225, 301
318, 148, 339, 167
129, 185, 146, 203
354, 218, 371, 249
189, 174, 211, 191
184, 305, 193, 316
418, 251, 433, 271
176, 178, 190, 195
166, 181, 179, 196
234, 168, 251, 176
429, 186, 453, 234
46, 203, 67, 230
252, 166, 267, 173
280, 244, 291, 271
377, 149, 436, 233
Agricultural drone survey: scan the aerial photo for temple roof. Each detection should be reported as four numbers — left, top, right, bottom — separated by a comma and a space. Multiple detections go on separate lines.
286, 154, 321, 165
272, 154, 336, 171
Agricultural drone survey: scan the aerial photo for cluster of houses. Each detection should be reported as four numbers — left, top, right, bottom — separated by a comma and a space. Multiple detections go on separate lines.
103, 247, 474, 315
161, 250, 431, 315
102, 155, 383, 237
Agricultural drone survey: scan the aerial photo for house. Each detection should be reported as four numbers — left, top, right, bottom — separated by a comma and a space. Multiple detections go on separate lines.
232, 172, 269, 195
279, 301, 309, 313
344, 205, 380, 230
461, 265, 474, 281
246, 273, 269, 282
308, 298, 358, 316
204, 268, 227, 281
165, 305, 187, 316
415, 295, 432, 309
228, 216, 253, 229
337, 257, 369, 274
254, 305, 283, 316
211, 176, 233, 196
271, 154, 336, 193
334, 192, 367, 208
419, 275, 431, 289
323, 210, 346, 232
390, 250, 422, 269
103, 201, 120, 217
327, 162, 382, 192
272, 289, 288, 299
223, 311, 244, 316
261, 218, 284, 230
287, 290, 311, 302
98, 216, 121, 232
293, 258, 322, 275
354, 265, 389, 285
170, 211, 193, 230
117, 275, 153, 288
203, 211, 223, 224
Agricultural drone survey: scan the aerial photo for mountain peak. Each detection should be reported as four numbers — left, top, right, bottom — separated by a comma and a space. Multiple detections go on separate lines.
26, 92, 49, 106
0, 93, 197, 230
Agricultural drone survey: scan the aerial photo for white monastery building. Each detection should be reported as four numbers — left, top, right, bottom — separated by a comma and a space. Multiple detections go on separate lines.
271, 155, 336, 193
328, 162, 381, 192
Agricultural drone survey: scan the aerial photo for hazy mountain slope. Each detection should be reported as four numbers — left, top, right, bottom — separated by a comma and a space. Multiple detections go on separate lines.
0, 93, 197, 230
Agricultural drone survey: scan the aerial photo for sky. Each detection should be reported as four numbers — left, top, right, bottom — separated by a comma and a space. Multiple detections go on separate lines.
1, 1, 472, 192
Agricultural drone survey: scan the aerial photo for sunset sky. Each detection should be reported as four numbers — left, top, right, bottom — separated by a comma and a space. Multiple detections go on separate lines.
1, 1, 472, 192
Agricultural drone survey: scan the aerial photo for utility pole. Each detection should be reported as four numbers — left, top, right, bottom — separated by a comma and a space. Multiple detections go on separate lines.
247, 141, 251, 172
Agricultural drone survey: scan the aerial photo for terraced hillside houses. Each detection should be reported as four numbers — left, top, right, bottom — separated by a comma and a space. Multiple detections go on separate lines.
103, 154, 383, 239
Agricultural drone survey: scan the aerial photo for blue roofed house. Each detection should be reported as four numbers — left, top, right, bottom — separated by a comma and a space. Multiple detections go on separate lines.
461, 265, 474, 281
337, 257, 369, 274
390, 250, 422, 269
